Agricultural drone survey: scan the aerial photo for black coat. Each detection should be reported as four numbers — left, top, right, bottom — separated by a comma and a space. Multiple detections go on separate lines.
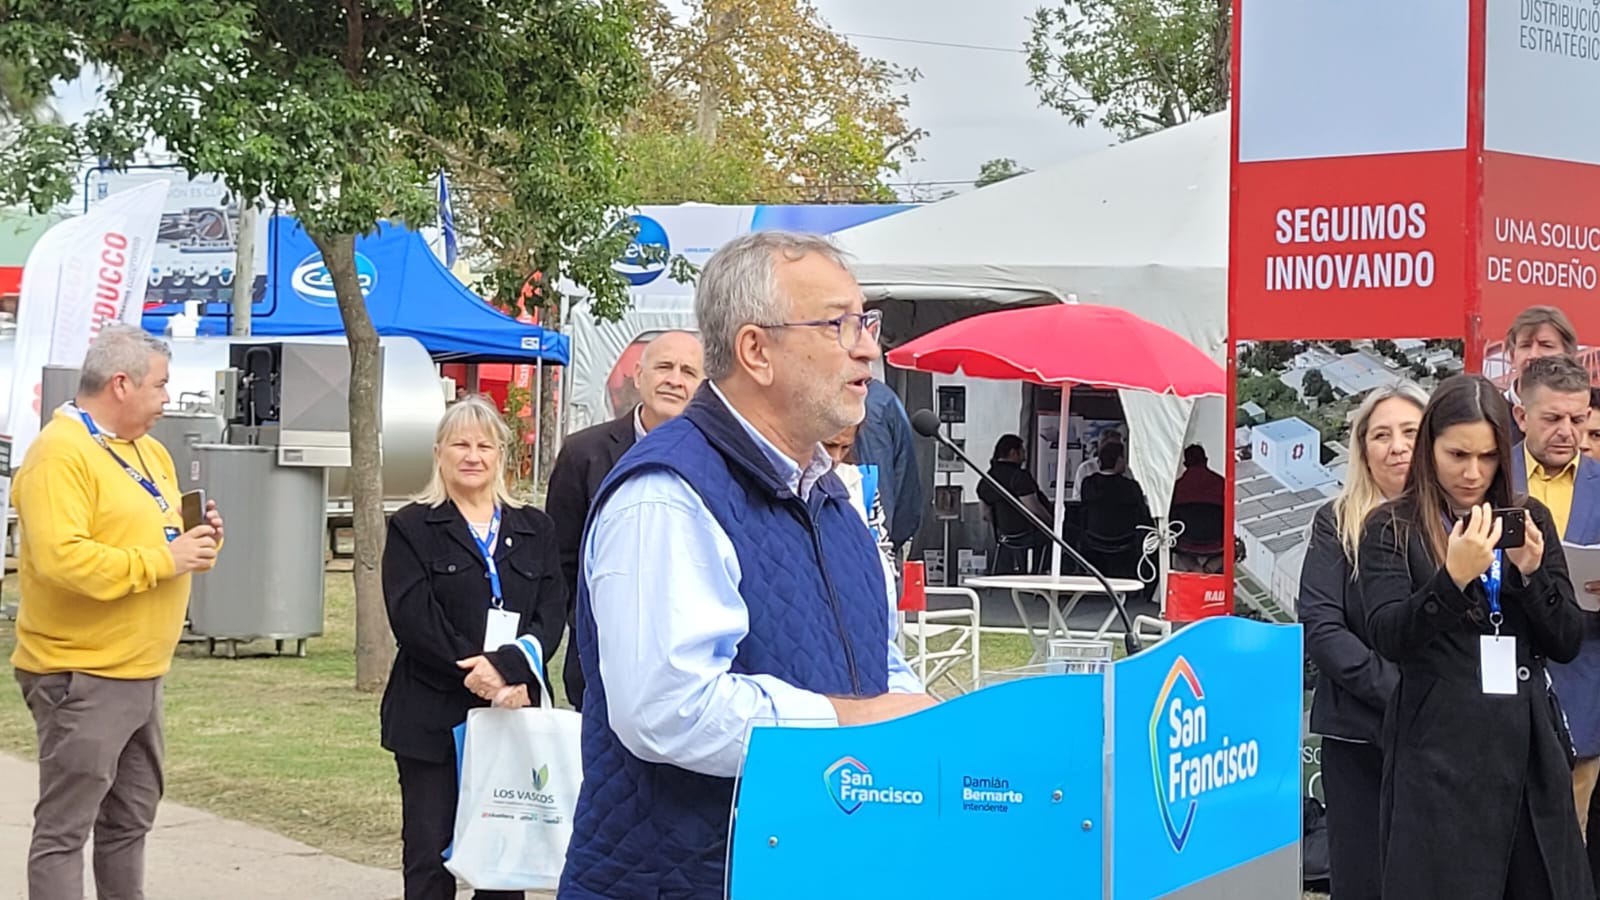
544, 411, 636, 711
1301, 502, 1398, 744
1360, 497, 1591, 900
379, 500, 567, 763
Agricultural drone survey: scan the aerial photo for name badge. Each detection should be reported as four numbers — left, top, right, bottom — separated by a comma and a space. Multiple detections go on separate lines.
1481, 634, 1518, 696
484, 607, 519, 653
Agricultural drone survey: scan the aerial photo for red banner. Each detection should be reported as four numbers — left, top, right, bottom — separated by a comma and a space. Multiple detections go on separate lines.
1232, 151, 1471, 340
1480, 151, 1600, 345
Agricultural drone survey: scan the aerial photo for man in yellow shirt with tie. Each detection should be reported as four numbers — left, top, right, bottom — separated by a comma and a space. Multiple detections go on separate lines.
10, 325, 225, 900
1512, 354, 1600, 845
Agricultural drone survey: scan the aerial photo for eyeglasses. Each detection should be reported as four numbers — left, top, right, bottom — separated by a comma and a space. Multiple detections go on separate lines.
756, 309, 882, 349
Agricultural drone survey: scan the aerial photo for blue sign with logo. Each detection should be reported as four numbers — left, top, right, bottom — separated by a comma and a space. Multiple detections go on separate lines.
614, 215, 670, 286
290, 251, 378, 307
1111, 617, 1301, 899
727, 618, 1302, 899
729, 674, 1106, 899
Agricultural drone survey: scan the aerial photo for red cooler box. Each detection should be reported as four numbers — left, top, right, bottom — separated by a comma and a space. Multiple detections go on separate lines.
1165, 572, 1232, 623
899, 561, 926, 613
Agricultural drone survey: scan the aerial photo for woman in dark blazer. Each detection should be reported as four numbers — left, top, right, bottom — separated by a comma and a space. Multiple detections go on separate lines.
1299, 382, 1426, 899
380, 395, 567, 900
1359, 375, 1589, 900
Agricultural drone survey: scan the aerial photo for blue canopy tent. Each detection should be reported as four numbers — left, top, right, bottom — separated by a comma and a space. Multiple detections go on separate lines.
143, 216, 569, 365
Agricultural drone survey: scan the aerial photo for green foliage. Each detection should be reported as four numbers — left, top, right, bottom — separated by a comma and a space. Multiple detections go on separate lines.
628, 0, 921, 203
501, 385, 535, 489
0, 0, 646, 320
1024, 0, 1230, 139
1238, 340, 1299, 375
1238, 372, 1295, 413
0, 59, 55, 124
620, 130, 769, 205
974, 157, 1031, 188
1301, 369, 1334, 405
1238, 372, 1350, 446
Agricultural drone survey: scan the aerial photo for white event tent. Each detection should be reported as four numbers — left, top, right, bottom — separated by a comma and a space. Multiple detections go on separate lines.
833, 112, 1230, 514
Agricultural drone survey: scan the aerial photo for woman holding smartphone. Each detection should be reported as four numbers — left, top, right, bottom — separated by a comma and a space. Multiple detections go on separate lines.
1360, 374, 1589, 899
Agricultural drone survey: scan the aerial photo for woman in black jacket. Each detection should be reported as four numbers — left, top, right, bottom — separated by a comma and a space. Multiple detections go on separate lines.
1299, 382, 1426, 899
1359, 375, 1589, 899
380, 396, 567, 900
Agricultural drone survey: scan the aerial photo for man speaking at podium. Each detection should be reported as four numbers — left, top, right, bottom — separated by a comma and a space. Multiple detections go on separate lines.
560, 231, 934, 899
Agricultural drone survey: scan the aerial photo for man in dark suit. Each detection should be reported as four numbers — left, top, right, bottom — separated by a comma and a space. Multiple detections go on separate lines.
1511, 354, 1600, 848
853, 378, 923, 550
546, 330, 703, 710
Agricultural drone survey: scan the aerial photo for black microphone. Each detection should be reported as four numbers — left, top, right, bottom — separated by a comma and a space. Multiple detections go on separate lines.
910, 408, 1143, 656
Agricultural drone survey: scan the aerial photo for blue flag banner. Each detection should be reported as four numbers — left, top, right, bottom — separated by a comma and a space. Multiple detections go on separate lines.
437, 168, 459, 268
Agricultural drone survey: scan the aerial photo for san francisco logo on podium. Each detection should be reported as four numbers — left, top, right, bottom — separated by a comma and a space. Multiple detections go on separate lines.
1150, 656, 1262, 852
822, 756, 924, 815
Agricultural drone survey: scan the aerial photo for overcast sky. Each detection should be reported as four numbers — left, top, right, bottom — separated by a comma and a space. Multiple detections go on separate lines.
804, 0, 1116, 192
51, 1, 1115, 197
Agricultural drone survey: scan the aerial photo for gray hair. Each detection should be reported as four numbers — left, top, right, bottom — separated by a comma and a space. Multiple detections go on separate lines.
78, 324, 172, 395
695, 230, 854, 381
414, 394, 526, 509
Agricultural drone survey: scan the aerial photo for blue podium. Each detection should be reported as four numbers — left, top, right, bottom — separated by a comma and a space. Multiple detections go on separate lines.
727, 617, 1303, 899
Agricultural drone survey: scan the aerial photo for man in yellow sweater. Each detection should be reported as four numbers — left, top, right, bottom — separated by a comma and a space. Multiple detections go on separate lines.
11, 324, 224, 900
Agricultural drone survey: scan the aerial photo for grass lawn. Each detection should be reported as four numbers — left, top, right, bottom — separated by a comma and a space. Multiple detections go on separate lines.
0, 571, 1034, 869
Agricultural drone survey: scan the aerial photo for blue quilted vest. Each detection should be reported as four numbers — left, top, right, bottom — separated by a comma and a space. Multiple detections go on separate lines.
558, 389, 890, 899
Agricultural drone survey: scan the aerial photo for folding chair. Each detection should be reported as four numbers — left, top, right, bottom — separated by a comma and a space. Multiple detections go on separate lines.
897, 562, 982, 698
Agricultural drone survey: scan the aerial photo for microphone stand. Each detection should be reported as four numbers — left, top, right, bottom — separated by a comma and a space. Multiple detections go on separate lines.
918, 419, 1144, 656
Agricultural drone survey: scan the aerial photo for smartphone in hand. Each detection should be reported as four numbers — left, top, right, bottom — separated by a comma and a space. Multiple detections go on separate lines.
181, 489, 206, 533
1493, 507, 1527, 550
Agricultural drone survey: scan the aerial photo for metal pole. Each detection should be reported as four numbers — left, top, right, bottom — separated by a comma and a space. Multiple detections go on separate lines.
556, 291, 571, 443
1051, 386, 1072, 576
533, 361, 543, 490
231, 203, 256, 336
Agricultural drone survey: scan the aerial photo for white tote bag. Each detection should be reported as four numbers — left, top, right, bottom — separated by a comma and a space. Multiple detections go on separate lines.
445, 686, 584, 891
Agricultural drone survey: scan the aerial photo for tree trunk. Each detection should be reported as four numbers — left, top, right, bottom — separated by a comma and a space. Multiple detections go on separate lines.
1212, 0, 1232, 112
312, 231, 393, 692
535, 300, 563, 498
695, 1, 741, 142
537, 364, 558, 498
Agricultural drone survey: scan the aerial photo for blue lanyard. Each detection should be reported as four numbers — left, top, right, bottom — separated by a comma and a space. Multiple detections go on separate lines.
470, 507, 503, 607
1482, 549, 1504, 626
76, 408, 169, 514
1441, 510, 1504, 631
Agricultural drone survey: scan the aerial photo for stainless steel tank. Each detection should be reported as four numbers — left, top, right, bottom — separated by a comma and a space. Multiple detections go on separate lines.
148, 407, 227, 491
186, 444, 326, 654
40, 366, 79, 426
0, 334, 445, 499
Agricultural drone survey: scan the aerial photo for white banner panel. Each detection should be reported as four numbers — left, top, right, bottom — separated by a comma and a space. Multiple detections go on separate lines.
1238, 0, 1469, 163
1484, 0, 1600, 164
0, 180, 168, 560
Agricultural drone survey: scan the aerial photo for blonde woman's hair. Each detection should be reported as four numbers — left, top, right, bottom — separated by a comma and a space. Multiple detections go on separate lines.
1335, 381, 1429, 566
414, 395, 526, 508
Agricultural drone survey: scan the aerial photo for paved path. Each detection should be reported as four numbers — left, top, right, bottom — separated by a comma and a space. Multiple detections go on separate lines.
0, 753, 554, 899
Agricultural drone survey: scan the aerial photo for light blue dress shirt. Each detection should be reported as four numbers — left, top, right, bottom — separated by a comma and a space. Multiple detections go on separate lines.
583, 384, 923, 778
